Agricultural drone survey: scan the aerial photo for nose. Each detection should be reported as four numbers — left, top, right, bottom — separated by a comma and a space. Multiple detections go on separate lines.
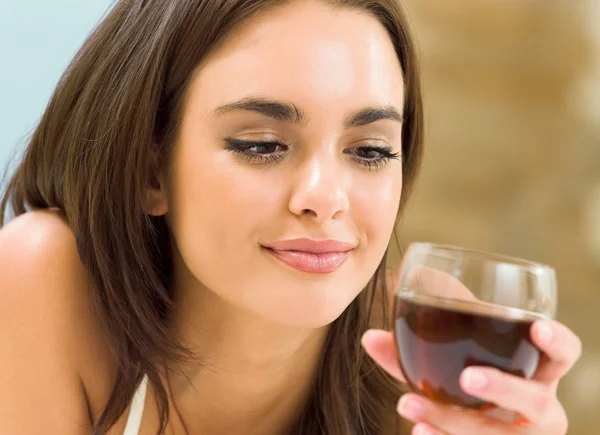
288, 155, 350, 222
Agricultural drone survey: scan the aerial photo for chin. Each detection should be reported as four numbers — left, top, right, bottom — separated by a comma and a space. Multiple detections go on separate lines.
257, 282, 361, 329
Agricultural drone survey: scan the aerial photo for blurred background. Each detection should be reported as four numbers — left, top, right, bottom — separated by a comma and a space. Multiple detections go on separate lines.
1, 1, 598, 434
393, 1, 600, 433
0, 1, 114, 174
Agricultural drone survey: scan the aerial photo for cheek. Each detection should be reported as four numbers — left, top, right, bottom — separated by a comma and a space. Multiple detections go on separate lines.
167, 141, 286, 278
352, 169, 403, 248
167, 131, 403, 326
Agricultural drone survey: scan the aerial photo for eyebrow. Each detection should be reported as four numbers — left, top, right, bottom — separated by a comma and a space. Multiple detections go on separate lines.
213, 98, 308, 124
212, 97, 404, 128
344, 106, 404, 127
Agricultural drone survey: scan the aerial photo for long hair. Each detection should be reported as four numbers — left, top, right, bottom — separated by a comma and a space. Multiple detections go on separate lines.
0, 1, 423, 433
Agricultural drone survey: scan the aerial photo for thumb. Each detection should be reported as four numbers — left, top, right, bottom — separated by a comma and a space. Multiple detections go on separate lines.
361, 329, 406, 383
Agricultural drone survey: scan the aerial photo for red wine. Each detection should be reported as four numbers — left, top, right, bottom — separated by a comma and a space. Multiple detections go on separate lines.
394, 291, 542, 409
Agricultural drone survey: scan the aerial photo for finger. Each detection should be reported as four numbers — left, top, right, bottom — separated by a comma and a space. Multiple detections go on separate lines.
531, 320, 582, 385
361, 329, 406, 383
483, 407, 530, 426
411, 422, 446, 435
460, 366, 565, 428
397, 393, 516, 435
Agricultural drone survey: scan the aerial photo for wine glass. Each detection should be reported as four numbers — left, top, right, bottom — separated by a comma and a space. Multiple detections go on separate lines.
393, 242, 557, 409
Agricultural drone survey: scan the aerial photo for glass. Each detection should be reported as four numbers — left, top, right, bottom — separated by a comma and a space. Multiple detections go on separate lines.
393, 242, 557, 409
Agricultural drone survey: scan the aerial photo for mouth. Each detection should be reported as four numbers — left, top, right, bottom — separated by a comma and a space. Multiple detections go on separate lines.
261, 238, 356, 274
262, 247, 351, 274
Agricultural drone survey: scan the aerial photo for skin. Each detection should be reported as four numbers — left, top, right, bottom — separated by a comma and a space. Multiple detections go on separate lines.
362, 320, 581, 435
0, 1, 581, 434
144, 2, 405, 434
363, 264, 582, 434
148, 2, 582, 433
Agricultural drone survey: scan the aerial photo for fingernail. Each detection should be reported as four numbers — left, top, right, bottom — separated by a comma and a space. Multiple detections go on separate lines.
464, 368, 489, 391
397, 395, 424, 419
536, 321, 553, 344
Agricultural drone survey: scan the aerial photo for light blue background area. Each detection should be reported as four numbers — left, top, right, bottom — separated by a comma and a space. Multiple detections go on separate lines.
0, 1, 115, 177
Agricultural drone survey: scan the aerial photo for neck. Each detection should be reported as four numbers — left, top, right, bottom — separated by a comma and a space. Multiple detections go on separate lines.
165, 255, 328, 435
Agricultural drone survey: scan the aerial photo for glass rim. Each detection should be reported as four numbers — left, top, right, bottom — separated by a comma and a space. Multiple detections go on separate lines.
395, 289, 550, 321
408, 242, 555, 274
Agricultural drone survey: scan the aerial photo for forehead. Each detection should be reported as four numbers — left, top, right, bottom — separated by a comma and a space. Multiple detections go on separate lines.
187, 1, 405, 117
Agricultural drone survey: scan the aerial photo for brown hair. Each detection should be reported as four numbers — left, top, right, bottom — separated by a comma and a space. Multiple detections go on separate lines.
0, 1, 423, 433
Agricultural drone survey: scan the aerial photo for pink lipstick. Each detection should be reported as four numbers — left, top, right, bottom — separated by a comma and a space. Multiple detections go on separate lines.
262, 238, 355, 274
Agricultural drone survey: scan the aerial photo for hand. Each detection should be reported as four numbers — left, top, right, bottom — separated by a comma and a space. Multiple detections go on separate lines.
361, 319, 581, 434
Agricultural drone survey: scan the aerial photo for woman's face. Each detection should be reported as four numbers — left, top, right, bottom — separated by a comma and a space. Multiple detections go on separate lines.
166, 1, 405, 327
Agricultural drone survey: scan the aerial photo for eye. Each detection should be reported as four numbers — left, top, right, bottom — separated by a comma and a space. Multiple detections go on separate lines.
344, 145, 401, 171
224, 138, 289, 165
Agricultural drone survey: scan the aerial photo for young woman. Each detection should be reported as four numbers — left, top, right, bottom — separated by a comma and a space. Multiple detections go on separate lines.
0, 1, 581, 434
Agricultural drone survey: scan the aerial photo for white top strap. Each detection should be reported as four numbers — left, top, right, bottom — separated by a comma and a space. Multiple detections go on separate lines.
123, 374, 148, 435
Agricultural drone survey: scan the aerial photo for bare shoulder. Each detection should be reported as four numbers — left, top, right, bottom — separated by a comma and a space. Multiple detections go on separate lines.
0, 210, 92, 336
0, 209, 85, 287
0, 209, 117, 433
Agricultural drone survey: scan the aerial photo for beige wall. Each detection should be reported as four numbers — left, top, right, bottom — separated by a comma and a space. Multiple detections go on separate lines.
396, 2, 600, 433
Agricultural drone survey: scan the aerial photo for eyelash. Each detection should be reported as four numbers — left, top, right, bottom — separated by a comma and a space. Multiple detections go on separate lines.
344, 146, 401, 171
224, 138, 401, 171
224, 138, 288, 165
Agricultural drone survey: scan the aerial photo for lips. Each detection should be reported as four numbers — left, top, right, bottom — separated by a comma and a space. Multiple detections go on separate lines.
262, 238, 355, 273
